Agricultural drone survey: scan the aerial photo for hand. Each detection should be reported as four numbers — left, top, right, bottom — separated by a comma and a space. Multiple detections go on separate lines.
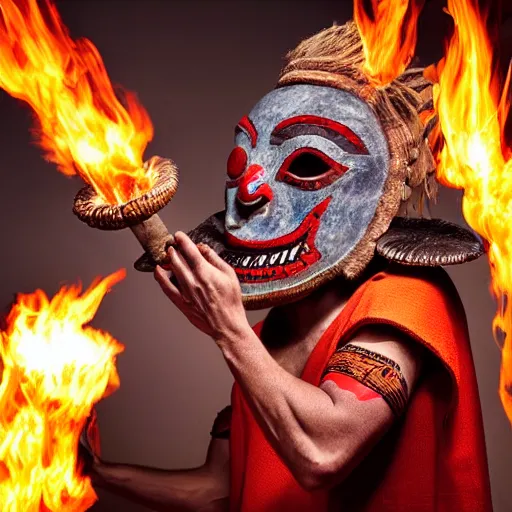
77, 408, 101, 479
154, 231, 249, 343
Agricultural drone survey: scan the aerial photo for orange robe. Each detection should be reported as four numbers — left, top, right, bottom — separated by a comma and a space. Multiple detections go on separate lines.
230, 267, 492, 511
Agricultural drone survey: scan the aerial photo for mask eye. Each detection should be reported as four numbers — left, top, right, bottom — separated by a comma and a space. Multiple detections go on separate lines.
227, 146, 248, 183
276, 148, 348, 191
287, 152, 330, 178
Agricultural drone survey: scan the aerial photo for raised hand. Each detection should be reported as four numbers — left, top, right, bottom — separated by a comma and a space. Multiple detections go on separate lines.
154, 231, 249, 344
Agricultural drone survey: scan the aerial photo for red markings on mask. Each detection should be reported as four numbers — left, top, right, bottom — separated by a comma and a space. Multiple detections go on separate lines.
271, 115, 368, 155
322, 373, 381, 401
227, 146, 248, 180
236, 116, 258, 148
226, 196, 330, 249
223, 197, 332, 283
237, 164, 274, 205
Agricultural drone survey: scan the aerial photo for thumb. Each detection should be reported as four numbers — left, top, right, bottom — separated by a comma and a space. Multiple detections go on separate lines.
81, 408, 101, 459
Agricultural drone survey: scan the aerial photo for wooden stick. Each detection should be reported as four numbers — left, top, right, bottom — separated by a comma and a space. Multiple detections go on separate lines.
129, 214, 174, 268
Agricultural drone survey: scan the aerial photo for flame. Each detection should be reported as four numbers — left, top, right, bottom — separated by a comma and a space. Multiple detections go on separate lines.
354, 0, 425, 85
429, 0, 512, 423
0, 0, 155, 205
0, 270, 125, 511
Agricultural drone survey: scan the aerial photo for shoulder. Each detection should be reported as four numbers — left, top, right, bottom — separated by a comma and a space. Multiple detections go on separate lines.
352, 264, 466, 329
345, 264, 468, 379
365, 264, 460, 300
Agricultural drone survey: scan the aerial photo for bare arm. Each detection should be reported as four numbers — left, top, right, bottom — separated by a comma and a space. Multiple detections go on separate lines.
88, 436, 229, 512
154, 232, 423, 492
78, 407, 230, 512
90, 435, 229, 512
220, 325, 421, 490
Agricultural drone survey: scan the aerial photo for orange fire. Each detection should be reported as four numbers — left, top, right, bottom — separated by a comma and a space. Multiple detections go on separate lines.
0, 0, 154, 205
0, 270, 125, 511
429, 0, 512, 423
354, 0, 425, 85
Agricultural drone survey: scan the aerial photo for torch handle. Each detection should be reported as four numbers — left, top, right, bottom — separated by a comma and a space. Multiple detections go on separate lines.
129, 214, 174, 271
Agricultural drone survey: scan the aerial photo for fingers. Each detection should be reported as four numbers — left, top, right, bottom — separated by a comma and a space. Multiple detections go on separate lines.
198, 243, 234, 273
86, 408, 101, 456
154, 265, 187, 307
79, 410, 98, 461
167, 244, 199, 293
174, 232, 207, 271
161, 232, 236, 300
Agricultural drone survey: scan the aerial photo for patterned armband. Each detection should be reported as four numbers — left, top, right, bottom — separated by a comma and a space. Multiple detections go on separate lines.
210, 405, 232, 439
322, 344, 409, 416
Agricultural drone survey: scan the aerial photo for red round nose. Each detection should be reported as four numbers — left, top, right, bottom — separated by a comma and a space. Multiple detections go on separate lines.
237, 164, 273, 205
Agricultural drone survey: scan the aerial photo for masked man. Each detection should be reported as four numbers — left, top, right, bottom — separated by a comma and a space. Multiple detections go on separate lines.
80, 22, 492, 512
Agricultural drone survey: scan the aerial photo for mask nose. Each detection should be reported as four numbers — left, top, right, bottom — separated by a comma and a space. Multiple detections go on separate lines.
236, 164, 273, 219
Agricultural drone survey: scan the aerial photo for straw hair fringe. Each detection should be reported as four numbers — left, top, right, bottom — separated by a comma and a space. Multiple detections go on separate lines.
276, 21, 438, 278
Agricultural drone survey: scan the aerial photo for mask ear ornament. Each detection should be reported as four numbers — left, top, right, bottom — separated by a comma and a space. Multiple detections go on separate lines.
376, 217, 485, 266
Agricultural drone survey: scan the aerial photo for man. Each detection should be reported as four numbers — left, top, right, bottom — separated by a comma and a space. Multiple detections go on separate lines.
81, 21, 492, 511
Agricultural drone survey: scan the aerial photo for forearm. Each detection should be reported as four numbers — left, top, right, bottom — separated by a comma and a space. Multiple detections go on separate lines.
219, 327, 347, 479
92, 461, 228, 512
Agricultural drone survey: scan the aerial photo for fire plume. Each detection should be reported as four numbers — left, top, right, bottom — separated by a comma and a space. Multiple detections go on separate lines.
354, 0, 425, 85
429, 0, 512, 423
0, 0, 154, 205
0, 270, 125, 511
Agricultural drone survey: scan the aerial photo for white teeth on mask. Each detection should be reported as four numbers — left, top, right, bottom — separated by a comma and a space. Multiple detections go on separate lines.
248, 255, 257, 268
289, 244, 300, 261
269, 253, 280, 265
223, 240, 312, 272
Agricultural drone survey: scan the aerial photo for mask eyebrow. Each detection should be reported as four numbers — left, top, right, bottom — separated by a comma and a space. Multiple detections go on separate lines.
270, 115, 369, 155
235, 115, 258, 148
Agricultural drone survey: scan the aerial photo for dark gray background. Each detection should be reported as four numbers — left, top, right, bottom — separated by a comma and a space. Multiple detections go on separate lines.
0, 1, 510, 510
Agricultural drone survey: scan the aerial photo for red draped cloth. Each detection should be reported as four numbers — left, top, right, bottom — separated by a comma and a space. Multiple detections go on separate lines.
230, 267, 492, 511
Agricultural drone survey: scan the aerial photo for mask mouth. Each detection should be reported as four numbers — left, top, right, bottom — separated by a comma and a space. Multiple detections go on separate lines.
221, 197, 331, 283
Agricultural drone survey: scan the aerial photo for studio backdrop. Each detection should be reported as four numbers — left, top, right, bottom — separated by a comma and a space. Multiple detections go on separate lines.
0, 1, 510, 511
